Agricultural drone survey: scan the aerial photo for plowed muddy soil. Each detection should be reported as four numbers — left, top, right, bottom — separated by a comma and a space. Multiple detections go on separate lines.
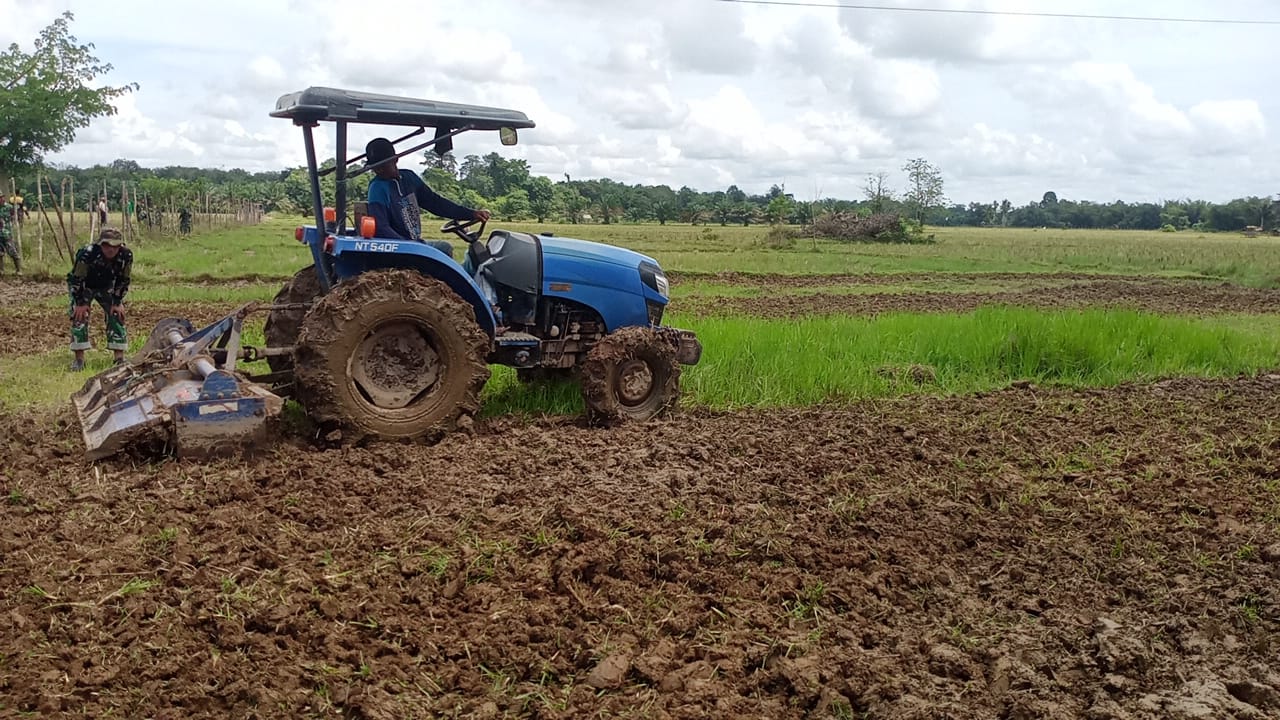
0, 277, 66, 306
3, 376, 1278, 718
670, 271, 1155, 288
680, 278, 1280, 318
0, 301, 233, 356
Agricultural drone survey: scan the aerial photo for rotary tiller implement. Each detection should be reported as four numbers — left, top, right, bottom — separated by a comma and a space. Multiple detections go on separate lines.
71, 305, 292, 460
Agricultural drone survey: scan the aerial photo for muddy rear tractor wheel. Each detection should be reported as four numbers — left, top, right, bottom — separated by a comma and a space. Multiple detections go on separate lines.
264, 265, 324, 373
581, 326, 681, 424
292, 269, 491, 443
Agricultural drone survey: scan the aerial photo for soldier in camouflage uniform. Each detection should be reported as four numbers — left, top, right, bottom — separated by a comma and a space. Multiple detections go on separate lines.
68, 227, 133, 371
0, 200, 18, 274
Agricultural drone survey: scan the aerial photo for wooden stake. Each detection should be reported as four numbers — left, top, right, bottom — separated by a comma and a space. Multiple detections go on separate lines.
39, 206, 64, 261
120, 180, 132, 244
8, 178, 20, 262
68, 177, 75, 242
48, 177, 73, 259
37, 172, 44, 262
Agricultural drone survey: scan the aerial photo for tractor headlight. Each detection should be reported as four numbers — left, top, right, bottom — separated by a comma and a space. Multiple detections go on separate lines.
640, 262, 669, 298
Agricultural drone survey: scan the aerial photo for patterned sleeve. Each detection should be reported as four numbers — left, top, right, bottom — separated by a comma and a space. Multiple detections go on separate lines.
67, 247, 94, 305
111, 250, 133, 304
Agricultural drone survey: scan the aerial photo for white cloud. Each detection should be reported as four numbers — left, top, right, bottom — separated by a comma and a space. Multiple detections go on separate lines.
767, 13, 941, 120
838, 0, 1085, 64
0, 0, 61, 45
602, 42, 667, 79
244, 56, 287, 93
312, 3, 528, 91
1189, 100, 1266, 151
594, 84, 688, 131
477, 86, 578, 147
16, 0, 1276, 203
659, 0, 758, 75
1062, 62, 1193, 140
948, 123, 1082, 177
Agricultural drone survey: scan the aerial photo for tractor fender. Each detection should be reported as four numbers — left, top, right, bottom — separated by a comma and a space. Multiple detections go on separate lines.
329, 237, 498, 338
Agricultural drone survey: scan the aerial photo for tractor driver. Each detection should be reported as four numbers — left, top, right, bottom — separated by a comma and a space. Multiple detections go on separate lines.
364, 137, 491, 260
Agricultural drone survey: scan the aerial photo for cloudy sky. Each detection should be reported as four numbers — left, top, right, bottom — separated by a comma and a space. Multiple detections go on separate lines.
4, 0, 1276, 204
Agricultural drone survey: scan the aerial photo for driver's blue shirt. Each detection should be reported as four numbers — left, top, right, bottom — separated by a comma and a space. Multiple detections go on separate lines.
366, 169, 474, 241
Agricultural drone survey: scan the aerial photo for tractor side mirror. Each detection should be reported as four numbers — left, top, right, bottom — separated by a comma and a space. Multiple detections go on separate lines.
499, 127, 518, 146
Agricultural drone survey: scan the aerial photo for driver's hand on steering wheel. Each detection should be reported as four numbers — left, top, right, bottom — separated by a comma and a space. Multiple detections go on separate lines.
473, 209, 491, 222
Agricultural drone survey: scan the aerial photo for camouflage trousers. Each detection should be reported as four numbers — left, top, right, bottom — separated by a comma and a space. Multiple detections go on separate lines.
0, 237, 18, 273
70, 293, 127, 351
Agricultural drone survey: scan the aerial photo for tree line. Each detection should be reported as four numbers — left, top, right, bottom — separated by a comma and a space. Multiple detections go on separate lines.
929, 191, 1278, 233
21, 155, 1278, 234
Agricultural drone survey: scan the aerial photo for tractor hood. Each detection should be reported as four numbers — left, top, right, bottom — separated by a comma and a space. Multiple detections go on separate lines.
538, 235, 659, 270
533, 233, 668, 332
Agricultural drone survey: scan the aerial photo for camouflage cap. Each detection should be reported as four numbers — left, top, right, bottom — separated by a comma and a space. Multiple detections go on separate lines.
98, 227, 125, 245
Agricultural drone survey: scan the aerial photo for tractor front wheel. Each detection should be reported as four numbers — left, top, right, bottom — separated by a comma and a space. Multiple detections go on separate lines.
580, 326, 680, 424
293, 270, 491, 443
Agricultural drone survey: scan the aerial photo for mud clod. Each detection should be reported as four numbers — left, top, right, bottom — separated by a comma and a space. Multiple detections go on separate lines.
587, 653, 633, 689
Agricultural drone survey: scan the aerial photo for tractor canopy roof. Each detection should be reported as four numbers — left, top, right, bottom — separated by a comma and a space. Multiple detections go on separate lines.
270, 86, 536, 131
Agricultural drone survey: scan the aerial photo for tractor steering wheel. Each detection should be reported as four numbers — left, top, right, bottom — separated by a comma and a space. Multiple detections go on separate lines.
441, 217, 486, 244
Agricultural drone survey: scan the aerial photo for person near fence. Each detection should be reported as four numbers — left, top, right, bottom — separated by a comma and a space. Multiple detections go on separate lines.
8, 194, 26, 223
363, 137, 490, 259
68, 227, 132, 371
0, 204, 19, 275
96, 196, 108, 228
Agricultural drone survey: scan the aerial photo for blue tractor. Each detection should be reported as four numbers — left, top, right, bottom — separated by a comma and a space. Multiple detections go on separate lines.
72, 87, 701, 459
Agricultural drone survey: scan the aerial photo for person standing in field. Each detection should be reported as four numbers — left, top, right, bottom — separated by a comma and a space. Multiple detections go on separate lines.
9, 194, 26, 223
97, 196, 108, 228
0, 203, 19, 275
68, 227, 132, 371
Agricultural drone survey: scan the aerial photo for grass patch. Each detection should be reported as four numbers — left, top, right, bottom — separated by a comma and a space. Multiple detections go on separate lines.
17, 216, 1280, 286
23, 219, 303, 283
677, 308, 1280, 408
9, 308, 1278, 416
480, 308, 1280, 417
0, 352, 119, 409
